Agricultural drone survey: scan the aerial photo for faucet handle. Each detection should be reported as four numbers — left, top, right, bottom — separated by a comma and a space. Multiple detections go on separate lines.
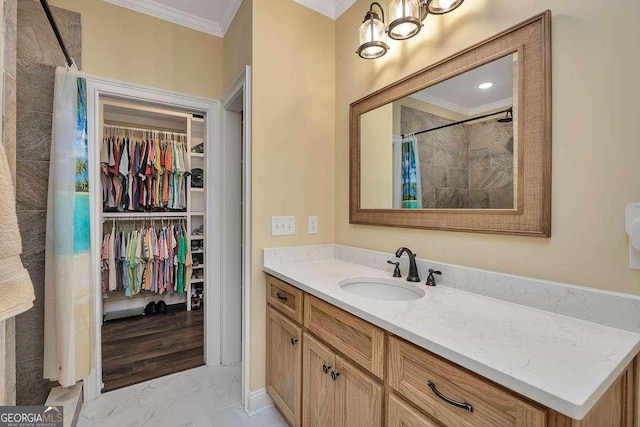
387, 260, 402, 278
426, 269, 442, 286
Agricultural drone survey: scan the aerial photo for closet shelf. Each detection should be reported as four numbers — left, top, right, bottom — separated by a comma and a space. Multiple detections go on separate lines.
193, 265, 204, 270
103, 212, 188, 220
190, 235, 205, 240
191, 279, 205, 284
192, 250, 204, 254
191, 153, 204, 158
190, 188, 204, 192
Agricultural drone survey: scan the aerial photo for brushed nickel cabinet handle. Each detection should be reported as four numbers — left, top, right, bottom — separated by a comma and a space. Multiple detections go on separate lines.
290, 338, 298, 345
427, 381, 473, 413
322, 364, 331, 374
331, 371, 340, 381
276, 293, 288, 301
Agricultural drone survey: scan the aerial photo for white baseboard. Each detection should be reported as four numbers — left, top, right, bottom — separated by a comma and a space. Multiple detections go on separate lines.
244, 388, 274, 416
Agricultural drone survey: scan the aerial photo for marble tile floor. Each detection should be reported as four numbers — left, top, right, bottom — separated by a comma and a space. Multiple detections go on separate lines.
78, 363, 287, 427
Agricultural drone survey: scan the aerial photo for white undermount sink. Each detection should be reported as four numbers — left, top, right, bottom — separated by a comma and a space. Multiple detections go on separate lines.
339, 277, 425, 301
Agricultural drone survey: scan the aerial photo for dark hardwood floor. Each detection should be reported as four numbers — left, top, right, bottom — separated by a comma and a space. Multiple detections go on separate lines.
101, 304, 204, 392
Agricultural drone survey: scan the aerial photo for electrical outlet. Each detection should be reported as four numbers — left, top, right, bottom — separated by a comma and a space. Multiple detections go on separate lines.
271, 216, 296, 236
308, 216, 318, 234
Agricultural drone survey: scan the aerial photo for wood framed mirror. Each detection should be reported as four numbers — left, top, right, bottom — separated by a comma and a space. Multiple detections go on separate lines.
350, 11, 551, 237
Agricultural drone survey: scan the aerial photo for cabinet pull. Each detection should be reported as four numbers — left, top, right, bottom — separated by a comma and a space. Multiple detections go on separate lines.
427, 381, 473, 413
276, 292, 288, 301
331, 371, 340, 381
290, 338, 299, 346
322, 364, 331, 374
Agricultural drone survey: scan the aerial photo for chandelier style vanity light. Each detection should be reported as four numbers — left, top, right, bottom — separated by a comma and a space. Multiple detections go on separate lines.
357, 0, 465, 59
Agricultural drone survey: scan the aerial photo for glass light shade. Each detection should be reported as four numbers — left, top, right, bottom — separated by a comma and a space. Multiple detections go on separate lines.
427, 0, 464, 14
387, 0, 422, 40
357, 14, 389, 59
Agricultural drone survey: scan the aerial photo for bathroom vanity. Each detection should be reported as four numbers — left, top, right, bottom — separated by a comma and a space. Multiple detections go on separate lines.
263, 251, 639, 427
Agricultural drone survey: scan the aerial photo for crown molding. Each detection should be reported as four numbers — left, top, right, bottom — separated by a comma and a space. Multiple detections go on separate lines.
410, 91, 469, 116
334, 0, 358, 18
294, 0, 357, 19
101, 0, 224, 37
411, 91, 513, 118
467, 98, 513, 116
219, 0, 244, 36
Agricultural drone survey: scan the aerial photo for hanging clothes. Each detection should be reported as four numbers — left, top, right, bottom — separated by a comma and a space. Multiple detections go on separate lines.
100, 131, 190, 213
102, 221, 192, 298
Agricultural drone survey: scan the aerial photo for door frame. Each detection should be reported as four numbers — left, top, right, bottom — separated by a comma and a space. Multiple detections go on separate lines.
84, 75, 221, 401
221, 66, 252, 412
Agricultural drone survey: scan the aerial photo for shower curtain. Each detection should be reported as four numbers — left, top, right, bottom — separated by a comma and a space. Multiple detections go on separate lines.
43, 66, 92, 387
401, 136, 422, 208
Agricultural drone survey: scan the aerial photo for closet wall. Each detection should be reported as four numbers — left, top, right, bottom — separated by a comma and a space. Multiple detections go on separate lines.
15, 0, 81, 405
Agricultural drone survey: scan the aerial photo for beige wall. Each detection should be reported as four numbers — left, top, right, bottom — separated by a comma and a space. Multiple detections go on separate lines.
223, 0, 252, 92
49, 0, 224, 99
250, 0, 335, 390
336, 0, 640, 296
360, 103, 393, 208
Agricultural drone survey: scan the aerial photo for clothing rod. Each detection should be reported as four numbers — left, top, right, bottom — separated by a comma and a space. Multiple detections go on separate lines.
103, 124, 187, 137
401, 107, 512, 139
102, 216, 188, 222
39, 0, 74, 67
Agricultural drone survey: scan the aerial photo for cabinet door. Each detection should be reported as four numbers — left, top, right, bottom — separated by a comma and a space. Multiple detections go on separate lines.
303, 333, 336, 427
267, 307, 302, 427
389, 393, 443, 427
334, 355, 383, 427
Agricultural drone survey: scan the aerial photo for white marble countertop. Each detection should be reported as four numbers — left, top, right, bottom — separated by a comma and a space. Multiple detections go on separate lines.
263, 259, 640, 420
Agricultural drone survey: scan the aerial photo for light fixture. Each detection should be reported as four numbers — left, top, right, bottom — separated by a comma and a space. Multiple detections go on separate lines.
478, 82, 494, 89
356, 2, 390, 59
357, 1, 465, 59
387, 0, 422, 40
426, 0, 465, 15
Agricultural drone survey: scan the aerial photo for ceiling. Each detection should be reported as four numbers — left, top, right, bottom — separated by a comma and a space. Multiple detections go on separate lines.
411, 54, 515, 117
101, 0, 357, 37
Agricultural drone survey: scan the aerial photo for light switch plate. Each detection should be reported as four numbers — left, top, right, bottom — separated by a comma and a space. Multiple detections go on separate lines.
272, 216, 296, 236
308, 216, 318, 234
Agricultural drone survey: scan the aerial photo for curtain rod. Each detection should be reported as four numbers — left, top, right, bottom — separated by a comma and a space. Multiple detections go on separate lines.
401, 107, 512, 139
39, 0, 75, 67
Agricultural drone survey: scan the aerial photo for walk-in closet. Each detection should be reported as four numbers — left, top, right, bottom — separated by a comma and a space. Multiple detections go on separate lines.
98, 98, 209, 391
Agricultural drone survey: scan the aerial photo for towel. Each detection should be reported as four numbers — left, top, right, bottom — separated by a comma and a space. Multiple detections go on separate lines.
0, 141, 35, 321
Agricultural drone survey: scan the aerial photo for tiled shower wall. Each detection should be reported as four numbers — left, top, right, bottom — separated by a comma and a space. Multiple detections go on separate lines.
401, 105, 470, 209
1, 0, 17, 406
15, 0, 81, 405
400, 105, 514, 209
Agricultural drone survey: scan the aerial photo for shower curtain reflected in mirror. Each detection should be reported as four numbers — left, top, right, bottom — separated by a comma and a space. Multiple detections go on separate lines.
43, 66, 92, 387
400, 136, 422, 209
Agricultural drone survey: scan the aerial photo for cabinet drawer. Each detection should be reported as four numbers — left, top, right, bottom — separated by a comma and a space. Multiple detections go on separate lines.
388, 393, 443, 427
304, 295, 384, 379
267, 275, 303, 323
388, 337, 546, 427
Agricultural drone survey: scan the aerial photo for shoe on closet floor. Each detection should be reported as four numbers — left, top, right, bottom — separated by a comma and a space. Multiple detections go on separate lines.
156, 300, 167, 314
144, 301, 158, 316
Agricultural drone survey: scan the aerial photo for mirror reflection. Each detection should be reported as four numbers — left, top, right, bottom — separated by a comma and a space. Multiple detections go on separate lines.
360, 53, 518, 210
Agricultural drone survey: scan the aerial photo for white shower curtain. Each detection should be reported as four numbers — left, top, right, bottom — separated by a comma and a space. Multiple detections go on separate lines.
43, 66, 92, 387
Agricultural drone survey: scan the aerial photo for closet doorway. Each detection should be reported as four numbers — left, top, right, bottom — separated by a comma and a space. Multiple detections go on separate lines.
221, 66, 253, 411
85, 76, 225, 401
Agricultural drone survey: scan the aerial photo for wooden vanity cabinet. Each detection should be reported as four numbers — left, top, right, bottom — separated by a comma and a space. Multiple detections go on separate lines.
265, 274, 638, 427
266, 307, 302, 427
303, 333, 384, 427
388, 336, 545, 427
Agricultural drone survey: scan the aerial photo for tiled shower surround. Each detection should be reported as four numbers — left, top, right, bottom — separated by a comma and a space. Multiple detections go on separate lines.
15, 0, 82, 405
401, 105, 514, 209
